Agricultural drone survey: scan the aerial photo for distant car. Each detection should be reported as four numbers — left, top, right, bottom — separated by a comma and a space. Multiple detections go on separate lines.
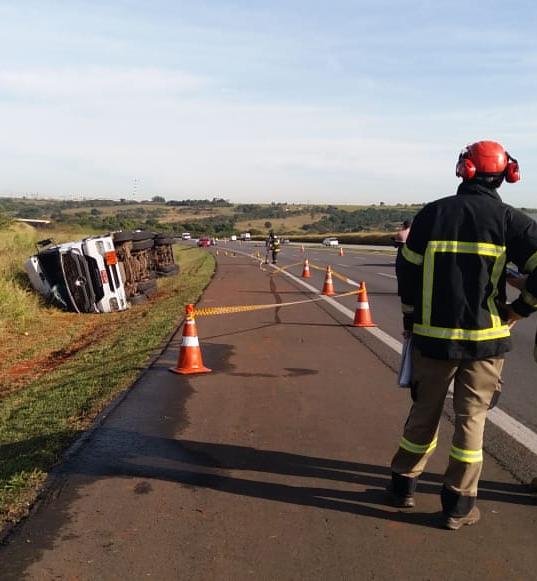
240, 232, 251, 241
230, 235, 237, 241
282, 239, 290, 245
198, 237, 211, 247
322, 237, 339, 247
181, 232, 191, 240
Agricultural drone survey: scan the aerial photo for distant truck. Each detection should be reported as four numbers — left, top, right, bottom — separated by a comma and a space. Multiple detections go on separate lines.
240, 232, 251, 241
181, 232, 191, 240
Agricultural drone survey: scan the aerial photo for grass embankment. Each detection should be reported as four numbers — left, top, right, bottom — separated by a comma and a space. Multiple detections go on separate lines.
0, 224, 215, 530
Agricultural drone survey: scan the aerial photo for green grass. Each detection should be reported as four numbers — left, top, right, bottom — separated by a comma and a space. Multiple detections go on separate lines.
0, 223, 44, 334
0, 223, 101, 335
0, 246, 215, 529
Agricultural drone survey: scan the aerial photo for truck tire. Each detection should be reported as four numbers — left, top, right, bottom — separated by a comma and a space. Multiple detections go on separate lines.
113, 231, 134, 243
132, 239, 154, 251
137, 279, 157, 292
132, 230, 155, 241
154, 237, 174, 246
158, 264, 179, 274
158, 269, 178, 278
129, 293, 148, 305
144, 285, 158, 298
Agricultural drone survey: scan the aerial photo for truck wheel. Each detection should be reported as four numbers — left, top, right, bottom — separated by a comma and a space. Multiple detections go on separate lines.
158, 264, 179, 274
144, 285, 158, 298
137, 279, 157, 292
132, 230, 155, 241
158, 270, 178, 278
113, 231, 134, 243
129, 293, 148, 305
132, 239, 155, 251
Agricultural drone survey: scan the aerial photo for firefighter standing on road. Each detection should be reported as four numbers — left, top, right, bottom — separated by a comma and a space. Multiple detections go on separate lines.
266, 231, 281, 264
389, 140, 537, 529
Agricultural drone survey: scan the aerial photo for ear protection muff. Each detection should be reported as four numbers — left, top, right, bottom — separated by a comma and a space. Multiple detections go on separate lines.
456, 142, 521, 183
505, 152, 520, 183
455, 148, 476, 180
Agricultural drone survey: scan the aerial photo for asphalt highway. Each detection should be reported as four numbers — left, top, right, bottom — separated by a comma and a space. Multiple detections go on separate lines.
270, 242, 537, 427
2, 247, 537, 580
230, 240, 537, 479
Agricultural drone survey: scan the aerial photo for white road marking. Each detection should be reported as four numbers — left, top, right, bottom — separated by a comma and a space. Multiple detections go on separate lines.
231, 248, 537, 457
488, 408, 537, 455
272, 259, 537, 457
376, 272, 397, 279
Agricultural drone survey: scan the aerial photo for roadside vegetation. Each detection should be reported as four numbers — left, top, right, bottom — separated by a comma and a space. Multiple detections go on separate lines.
4, 196, 535, 243
0, 222, 215, 530
1, 196, 423, 239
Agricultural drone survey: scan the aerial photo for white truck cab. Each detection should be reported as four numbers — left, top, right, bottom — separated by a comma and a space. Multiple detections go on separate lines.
82, 235, 128, 313
25, 235, 128, 313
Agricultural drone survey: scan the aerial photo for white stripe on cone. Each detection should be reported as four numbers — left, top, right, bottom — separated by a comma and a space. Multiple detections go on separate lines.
182, 336, 200, 347
357, 302, 370, 309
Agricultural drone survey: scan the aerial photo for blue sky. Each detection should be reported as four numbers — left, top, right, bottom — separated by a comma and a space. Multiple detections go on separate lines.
1, 0, 537, 205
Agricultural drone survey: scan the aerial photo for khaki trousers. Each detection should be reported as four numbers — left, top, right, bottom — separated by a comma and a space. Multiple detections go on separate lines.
391, 348, 504, 496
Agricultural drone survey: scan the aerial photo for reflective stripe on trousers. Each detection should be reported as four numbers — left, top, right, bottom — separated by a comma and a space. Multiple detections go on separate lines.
391, 348, 503, 496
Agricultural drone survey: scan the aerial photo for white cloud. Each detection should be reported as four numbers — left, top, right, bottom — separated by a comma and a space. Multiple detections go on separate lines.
1, 65, 536, 206
0, 67, 209, 102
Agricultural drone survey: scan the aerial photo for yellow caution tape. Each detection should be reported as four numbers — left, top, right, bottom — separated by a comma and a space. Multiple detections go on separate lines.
194, 288, 363, 317
239, 249, 360, 286
308, 261, 354, 284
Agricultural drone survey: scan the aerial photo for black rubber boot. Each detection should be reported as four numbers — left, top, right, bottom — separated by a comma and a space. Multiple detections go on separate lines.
441, 486, 479, 530
388, 473, 417, 508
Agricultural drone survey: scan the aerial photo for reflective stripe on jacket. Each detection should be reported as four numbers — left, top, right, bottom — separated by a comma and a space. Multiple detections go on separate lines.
399, 182, 537, 359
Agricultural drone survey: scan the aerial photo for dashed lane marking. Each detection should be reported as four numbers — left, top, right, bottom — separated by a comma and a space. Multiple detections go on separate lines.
377, 272, 397, 279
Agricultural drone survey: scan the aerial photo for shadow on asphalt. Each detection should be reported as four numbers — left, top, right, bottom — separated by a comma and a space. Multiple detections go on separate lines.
2, 428, 536, 581
4, 432, 533, 532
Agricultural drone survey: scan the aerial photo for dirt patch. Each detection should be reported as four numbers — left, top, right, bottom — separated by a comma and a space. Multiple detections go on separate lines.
1, 323, 115, 398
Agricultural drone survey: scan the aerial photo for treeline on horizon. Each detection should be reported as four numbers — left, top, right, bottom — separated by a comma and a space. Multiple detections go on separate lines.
2, 196, 536, 237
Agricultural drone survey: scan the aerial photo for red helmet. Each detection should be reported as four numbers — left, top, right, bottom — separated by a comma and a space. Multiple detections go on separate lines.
456, 140, 520, 183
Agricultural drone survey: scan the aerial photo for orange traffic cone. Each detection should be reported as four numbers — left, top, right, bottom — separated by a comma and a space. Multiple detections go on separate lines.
353, 281, 376, 327
339, 246, 344, 257
302, 259, 311, 278
170, 304, 211, 374
322, 265, 336, 296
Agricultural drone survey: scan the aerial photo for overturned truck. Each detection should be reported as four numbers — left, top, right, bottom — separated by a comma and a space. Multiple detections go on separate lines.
25, 230, 180, 313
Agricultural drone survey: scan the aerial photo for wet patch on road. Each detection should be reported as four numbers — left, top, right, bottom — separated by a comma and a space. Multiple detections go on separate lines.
133, 481, 153, 495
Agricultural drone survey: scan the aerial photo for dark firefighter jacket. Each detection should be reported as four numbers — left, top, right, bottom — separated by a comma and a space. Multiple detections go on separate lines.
399, 181, 537, 360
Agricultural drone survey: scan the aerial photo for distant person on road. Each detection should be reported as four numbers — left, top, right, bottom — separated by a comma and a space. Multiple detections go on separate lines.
265, 230, 281, 264
393, 220, 412, 295
389, 140, 537, 530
